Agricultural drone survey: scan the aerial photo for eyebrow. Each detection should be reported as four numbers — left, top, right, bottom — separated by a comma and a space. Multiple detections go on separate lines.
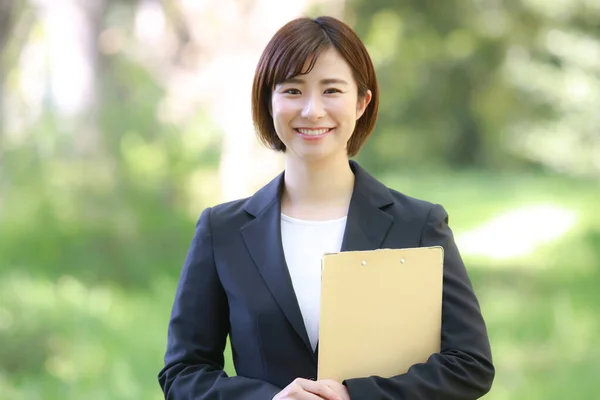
280, 78, 349, 86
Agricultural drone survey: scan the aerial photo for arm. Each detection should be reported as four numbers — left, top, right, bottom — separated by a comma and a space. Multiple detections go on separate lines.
343, 204, 495, 400
158, 208, 281, 400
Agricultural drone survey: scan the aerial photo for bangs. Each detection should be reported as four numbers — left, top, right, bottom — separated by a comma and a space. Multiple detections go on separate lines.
265, 29, 333, 88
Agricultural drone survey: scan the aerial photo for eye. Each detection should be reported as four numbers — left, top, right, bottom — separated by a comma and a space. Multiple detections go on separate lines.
284, 88, 301, 95
324, 88, 342, 94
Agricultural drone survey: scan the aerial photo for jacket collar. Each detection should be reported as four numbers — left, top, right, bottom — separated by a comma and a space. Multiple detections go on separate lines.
244, 160, 394, 218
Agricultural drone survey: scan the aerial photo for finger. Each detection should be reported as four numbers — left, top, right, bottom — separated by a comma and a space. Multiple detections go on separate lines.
285, 380, 333, 400
296, 379, 341, 400
317, 380, 349, 400
319, 379, 343, 388
281, 390, 324, 400
302, 393, 331, 400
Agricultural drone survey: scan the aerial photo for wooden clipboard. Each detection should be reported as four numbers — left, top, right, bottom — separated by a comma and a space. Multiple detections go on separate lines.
317, 246, 444, 382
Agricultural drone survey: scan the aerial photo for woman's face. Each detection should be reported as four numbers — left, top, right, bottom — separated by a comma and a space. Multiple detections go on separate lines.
271, 48, 371, 165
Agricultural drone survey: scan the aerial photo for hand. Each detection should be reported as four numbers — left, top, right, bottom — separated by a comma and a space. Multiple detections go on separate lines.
273, 378, 345, 400
319, 380, 351, 400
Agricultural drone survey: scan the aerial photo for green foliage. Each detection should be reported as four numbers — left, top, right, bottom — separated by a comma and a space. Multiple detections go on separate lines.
348, 0, 600, 178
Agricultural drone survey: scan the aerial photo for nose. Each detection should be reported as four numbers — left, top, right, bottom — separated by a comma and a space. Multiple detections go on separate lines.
300, 94, 326, 121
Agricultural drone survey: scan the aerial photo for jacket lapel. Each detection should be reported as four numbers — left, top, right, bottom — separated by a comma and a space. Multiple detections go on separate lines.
240, 173, 315, 357
240, 160, 397, 365
341, 160, 394, 252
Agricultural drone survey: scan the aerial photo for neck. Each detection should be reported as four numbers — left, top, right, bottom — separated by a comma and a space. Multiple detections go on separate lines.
282, 154, 354, 217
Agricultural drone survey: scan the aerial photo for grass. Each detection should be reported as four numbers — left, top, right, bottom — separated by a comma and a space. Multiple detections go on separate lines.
1, 168, 598, 399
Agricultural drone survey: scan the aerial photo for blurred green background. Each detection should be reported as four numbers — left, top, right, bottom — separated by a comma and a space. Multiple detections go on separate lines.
1, 0, 599, 399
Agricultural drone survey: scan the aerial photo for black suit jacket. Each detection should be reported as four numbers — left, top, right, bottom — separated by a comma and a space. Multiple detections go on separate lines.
158, 160, 494, 399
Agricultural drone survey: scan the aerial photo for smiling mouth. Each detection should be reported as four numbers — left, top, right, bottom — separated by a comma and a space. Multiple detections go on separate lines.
294, 128, 334, 136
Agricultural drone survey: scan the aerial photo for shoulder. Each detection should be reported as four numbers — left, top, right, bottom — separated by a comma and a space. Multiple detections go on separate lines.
385, 187, 450, 233
196, 196, 253, 228
210, 197, 251, 217
387, 186, 437, 215
196, 170, 283, 228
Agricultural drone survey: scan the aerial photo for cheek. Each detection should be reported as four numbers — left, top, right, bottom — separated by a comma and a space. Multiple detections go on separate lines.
331, 101, 360, 121
271, 99, 295, 118
271, 103, 294, 139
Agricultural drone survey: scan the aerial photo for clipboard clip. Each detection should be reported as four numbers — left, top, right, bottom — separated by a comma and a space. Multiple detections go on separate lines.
360, 257, 406, 266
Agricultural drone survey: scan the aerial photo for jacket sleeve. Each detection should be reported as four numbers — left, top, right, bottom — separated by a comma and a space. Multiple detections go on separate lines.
158, 207, 281, 400
343, 204, 495, 400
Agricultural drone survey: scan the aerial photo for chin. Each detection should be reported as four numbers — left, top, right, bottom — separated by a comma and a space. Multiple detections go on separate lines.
291, 148, 345, 164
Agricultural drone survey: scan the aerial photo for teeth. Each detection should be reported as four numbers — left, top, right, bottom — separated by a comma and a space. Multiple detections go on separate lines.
297, 128, 331, 135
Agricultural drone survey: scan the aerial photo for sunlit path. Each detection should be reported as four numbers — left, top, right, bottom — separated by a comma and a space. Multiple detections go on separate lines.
456, 204, 578, 260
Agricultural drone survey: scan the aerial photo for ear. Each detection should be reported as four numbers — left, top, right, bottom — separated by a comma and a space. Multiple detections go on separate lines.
356, 89, 372, 120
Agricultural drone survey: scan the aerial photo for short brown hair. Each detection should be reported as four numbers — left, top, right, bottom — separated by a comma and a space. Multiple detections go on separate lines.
251, 16, 379, 157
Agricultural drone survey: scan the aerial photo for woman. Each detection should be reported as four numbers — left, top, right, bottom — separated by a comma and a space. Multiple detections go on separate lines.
158, 16, 494, 400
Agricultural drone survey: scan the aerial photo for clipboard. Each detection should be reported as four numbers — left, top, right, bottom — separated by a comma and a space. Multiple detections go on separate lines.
317, 246, 444, 382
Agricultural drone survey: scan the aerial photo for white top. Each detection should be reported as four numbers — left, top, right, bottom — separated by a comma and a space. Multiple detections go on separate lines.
280, 213, 347, 351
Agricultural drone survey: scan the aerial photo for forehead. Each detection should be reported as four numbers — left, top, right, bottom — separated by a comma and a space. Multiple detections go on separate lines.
282, 48, 354, 83
304, 49, 352, 75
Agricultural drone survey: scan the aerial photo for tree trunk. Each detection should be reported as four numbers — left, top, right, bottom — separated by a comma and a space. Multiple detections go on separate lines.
42, 0, 107, 156
0, 0, 14, 142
